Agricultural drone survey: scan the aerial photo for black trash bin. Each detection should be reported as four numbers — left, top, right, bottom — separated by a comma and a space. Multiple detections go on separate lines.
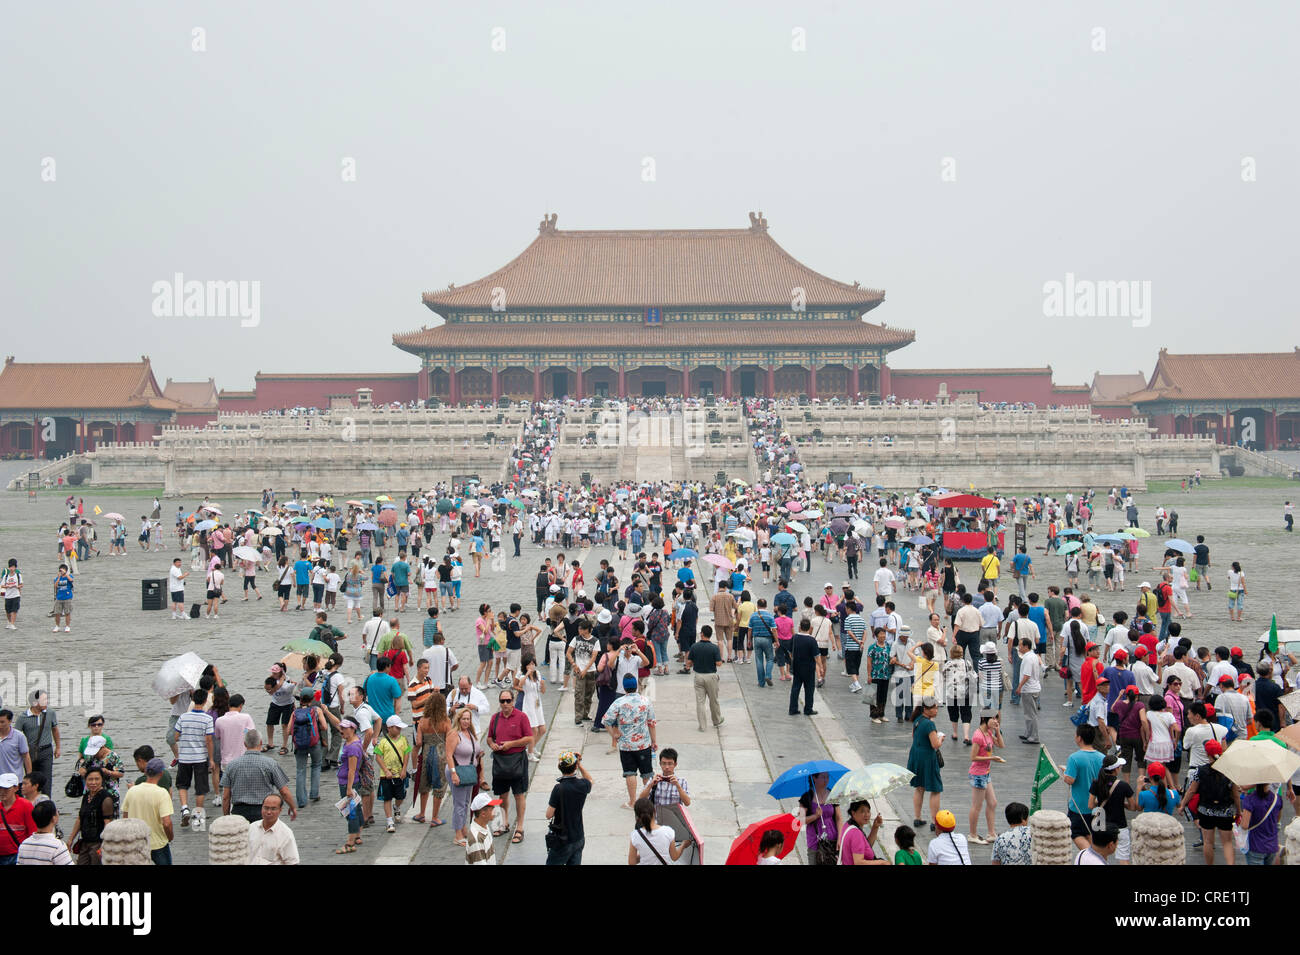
141, 578, 165, 611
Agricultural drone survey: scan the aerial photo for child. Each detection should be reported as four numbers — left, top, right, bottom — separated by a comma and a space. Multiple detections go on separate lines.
376, 715, 412, 833
325, 564, 340, 609
466, 792, 501, 864
52, 564, 74, 633
760, 544, 771, 584
757, 828, 785, 864
893, 825, 923, 865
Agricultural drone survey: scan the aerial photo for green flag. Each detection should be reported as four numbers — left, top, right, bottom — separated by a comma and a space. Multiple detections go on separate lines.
1269, 614, 1279, 655
1030, 746, 1060, 814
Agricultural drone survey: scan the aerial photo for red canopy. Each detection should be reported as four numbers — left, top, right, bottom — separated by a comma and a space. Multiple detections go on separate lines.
928, 493, 996, 509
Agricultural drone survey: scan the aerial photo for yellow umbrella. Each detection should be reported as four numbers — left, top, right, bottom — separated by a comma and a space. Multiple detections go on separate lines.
1212, 739, 1300, 787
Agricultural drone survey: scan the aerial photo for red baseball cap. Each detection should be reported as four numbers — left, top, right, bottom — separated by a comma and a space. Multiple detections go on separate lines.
1124, 685, 1139, 696
1085, 642, 1098, 651
1113, 648, 1128, 660
1218, 673, 1236, 685
1230, 646, 1243, 657
1133, 645, 1148, 657
1204, 704, 1217, 718
1147, 762, 1167, 777
1204, 740, 1224, 758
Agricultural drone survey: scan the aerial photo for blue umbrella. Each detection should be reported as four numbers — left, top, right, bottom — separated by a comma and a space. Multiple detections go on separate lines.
194, 519, 217, 531
767, 760, 850, 800
380, 503, 396, 510
356, 522, 378, 531
497, 497, 510, 504
872, 484, 885, 490
1057, 528, 1081, 537
284, 503, 303, 512
668, 548, 698, 560
361, 499, 376, 507
833, 503, 854, 516
1093, 534, 1127, 543
312, 517, 333, 530
909, 534, 934, 546
1164, 538, 1195, 554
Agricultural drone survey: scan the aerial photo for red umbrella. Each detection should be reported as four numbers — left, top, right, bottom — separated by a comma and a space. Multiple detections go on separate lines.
725, 812, 802, 865
928, 492, 996, 509
377, 510, 398, 526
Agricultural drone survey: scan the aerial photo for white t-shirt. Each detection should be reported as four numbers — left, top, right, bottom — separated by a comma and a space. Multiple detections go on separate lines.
326, 572, 341, 593
1018, 652, 1043, 693
927, 831, 971, 865
1183, 722, 1227, 769
631, 825, 676, 865
1103, 625, 1130, 663
873, 567, 896, 595
169, 565, 185, 593
419, 646, 459, 687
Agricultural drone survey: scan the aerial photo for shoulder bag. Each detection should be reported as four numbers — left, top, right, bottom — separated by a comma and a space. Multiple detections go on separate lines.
811, 797, 840, 865
490, 714, 528, 781
545, 781, 567, 851
637, 827, 671, 865
452, 731, 480, 787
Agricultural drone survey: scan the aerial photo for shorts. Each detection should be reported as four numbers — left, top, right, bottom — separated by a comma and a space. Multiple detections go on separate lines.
53, 599, 72, 614
969, 773, 990, 790
206, 589, 220, 600
243, 576, 257, 591
439, 582, 454, 597
277, 584, 291, 600
175, 761, 210, 795
296, 583, 309, 597
492, 769, 528, 797
167, 714, 180, 739
1198, 812, 1234, 832
1067, 810, 1091, 840
1114, 827, 1131, 861
619, 748, 653, 779
395, 585, 409, 595
170, 592, 185, 605
378, 776, 408, 802
506, 649, 521, 672
312, 583, 325, 601
1118, 737, 1145, 766
477, 644, 493, 662
346, 596, 361, 609
818, 647, 829, 657
1227, 591, 1244, 610
266, 701, 294, 726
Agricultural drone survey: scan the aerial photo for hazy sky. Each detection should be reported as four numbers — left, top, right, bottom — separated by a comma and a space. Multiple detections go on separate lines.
4, 1, 1295, 389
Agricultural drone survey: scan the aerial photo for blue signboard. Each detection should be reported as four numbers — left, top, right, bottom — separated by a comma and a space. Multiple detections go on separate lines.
644, 307, 662, 325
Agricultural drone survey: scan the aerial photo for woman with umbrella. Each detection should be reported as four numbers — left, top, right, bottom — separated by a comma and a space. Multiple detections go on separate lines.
908, 695, 945, 831
1176, 739, 1241, 866
798, 772, 842, 865
839, 800, 890, 865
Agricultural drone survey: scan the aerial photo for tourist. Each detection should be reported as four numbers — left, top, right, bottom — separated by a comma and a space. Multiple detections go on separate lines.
290, 688, 329, 809
120, 758, 174, 865
1088, 754, 1135, 864
487, 688, 532, 844
684, 624, 724, 731
1075, 826, 1119, 865
466, 792, 502, 865
942, 645, 976, 744
1063, 724, 1104, 849
263, 665, 297, 755
893, 824, 923, 865
788, 618, 820, 716
927, 809, 970, 864
1178, 740, 1240, 865
839, 799, 888, 865
990, 802, 1032, 865
1134, 762, 1180, 817
334, 717, 366, 854
1239, 781, 1283, 865
908, 696, 944, 831
16, 691, 58, 795
1016, 636, 1043, 744
968, 711, 1005, 844
628, 796, 689, 864
1226, 561, 1246, 622
605, 674, 656, 808
545, 750, 594, 865
173, 688, 215, 831
221, 729, 296, 825
51, 563, 73, 632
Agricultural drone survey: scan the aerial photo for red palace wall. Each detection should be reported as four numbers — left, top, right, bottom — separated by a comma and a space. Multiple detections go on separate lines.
887, 369, 1059, 405
216, 374, 419, 413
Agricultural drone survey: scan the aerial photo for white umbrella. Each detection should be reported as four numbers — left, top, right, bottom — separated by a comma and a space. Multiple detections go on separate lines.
152, 652, 207, 700
801, 509, 823, 520
233, 545, 261, 562
1212, 739, 1300, 787
728, 528, 756, 540
201, 504, 222, 515
260, 526, 282, 536
852, 519, 872, 535
785, 521, 808, 535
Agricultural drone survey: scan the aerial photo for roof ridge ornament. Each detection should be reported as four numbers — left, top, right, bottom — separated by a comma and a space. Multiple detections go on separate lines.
747, 211, 768, 233
538, 212, 558, 235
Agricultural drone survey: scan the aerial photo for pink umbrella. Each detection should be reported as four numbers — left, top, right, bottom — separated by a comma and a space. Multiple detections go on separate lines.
784, 501, 804, 513
884, 516, 906, 529
377, 510, 398, 526
702, 554, 735, 570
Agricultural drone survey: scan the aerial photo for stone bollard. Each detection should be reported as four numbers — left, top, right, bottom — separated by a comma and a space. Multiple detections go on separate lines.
1285, 817, 1300, 864
209, 813, 251, 864
1130, 811, 1185, 865
1029, 809, 1072, 865
100, 818, 151, 865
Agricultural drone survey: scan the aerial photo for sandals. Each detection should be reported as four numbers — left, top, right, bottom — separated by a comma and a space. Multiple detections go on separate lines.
511, 830, 525, 844
262, 745, 274, 753
453, 838, 468, 847
412, 814, 426, 823
428, 818, 446, 827
335, 844, 357, 854
492, 827, 509, 837
279, 746, 289, 755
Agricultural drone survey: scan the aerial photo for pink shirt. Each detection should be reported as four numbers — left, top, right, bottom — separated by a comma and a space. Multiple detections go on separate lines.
969, 728, 994, 777
839, 825, 874, 865
775, 616, 794, 642
214, 711, 256, 767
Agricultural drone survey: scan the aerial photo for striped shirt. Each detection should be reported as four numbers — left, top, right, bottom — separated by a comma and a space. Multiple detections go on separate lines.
842, 613, 866, 651
977, 658, 1003, 706
174, 709, 214, 764
465, 821, 496, 865
17, 832, 73, 865
219, 753, 289, 806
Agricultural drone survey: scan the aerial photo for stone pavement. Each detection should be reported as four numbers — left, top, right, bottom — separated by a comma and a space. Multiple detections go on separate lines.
1, 481, 1292, 864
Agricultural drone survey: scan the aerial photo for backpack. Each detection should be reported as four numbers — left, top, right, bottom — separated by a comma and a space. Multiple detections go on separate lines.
292, 707, 320, 750
1196, 765, 1232, 807
320, 672, 338, 708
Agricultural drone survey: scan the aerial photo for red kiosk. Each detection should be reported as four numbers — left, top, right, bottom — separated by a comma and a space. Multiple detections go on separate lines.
929, 493, 1004, 560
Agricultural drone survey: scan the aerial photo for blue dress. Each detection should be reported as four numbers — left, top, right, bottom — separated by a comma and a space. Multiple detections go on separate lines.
907, 716, 943, 792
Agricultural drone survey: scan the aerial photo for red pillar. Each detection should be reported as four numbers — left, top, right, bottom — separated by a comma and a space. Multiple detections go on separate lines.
533, 368, 542, 402
417, 363, 431, 401
79, 415, 85, 453
617, 366, 627, 399
723, 366, 733, 398
682, 364, 690, 397
490, 368, 500, 403
850, 365, 860, 400
766, 365, 775, 399
807, 366, 817, 400
573, 367, 583, 400
879, 363, 891, 398
449, 368, 460, 406
1266, 411, 1278, 450
33, 416, 42, 459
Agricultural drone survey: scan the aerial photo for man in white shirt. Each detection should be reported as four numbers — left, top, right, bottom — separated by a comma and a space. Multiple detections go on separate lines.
1102, 614, 1131, 664
248, 794, 299, 864
168, 558, 188, 620
1016, 634, 1043, 744
360, 610, 390, 671
927, 810, 970, 865
420, 632, 459, 693
1130, 646, 1159, 696
873, 559, 896, 597
1213, 676, 1251, 734
1164, 647, 1201, 702
1182, 702, 1226, 772
447, 677, 490, 737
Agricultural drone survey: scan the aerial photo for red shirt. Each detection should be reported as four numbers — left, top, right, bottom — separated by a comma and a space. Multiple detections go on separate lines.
1138, 633, 1159, 659
1080, 657, 1104, 703
488, 708, 532, 748
0, 797, 36, 855
1155, 583, 1173, 614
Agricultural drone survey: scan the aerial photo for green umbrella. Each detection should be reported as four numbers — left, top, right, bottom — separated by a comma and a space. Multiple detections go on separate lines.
1057, 541, 1082, 555
509, 498, 526, 510
826, 763, 913, 805
435, 498, 455, 514
281, 638, 334, 656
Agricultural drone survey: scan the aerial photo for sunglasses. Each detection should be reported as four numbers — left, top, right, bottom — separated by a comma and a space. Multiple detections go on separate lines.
499, 698, 512, 704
